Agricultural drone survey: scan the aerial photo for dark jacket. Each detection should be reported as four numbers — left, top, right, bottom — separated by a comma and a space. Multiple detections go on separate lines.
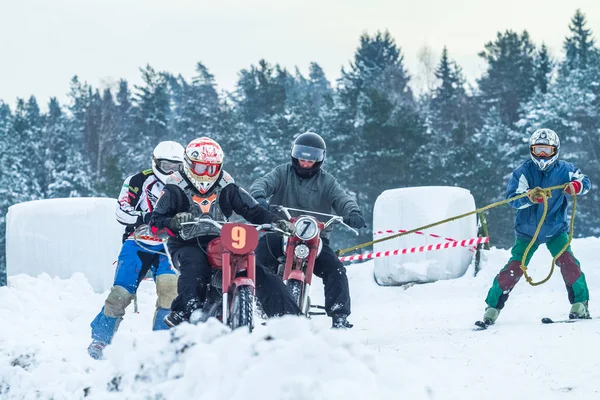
507, 159, 591, 243
249, 163, 360, 239
150, 170, 279, 248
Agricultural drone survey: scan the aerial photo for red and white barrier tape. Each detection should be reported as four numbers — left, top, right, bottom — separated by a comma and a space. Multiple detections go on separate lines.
339, 236, 489, 263
373, 228, 477, 252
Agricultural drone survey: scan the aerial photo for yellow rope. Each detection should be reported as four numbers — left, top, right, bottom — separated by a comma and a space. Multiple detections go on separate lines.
519, 187, 577, 286
337, 183, 578, 287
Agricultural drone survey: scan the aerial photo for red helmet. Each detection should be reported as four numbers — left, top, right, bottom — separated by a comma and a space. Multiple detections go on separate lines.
183, 137, 224, 194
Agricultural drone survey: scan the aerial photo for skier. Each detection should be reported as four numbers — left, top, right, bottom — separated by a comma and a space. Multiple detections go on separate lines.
480, 128, 591, 327
250, 132, 366, 329
149, 137, 300, 327
87, 141, 185, 359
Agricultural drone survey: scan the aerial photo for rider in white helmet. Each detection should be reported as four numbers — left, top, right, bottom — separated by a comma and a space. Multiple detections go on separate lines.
479, 128, 591, 328
87, 141, 184, 360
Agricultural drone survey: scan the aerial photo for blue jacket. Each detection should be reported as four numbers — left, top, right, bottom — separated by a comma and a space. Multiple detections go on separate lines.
507, 160, 591, 244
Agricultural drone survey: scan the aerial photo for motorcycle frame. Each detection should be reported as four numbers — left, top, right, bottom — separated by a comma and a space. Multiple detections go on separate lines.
206, 222, 259, 326
282, 217, 325, 315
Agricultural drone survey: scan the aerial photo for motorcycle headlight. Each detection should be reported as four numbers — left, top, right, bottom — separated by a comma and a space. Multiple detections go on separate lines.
294, 244, 310, 259
293, 216, 319, 241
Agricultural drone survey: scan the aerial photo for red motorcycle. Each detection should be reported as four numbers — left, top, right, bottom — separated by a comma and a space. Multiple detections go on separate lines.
274, 206, 358, 317
180, 219, 281, 331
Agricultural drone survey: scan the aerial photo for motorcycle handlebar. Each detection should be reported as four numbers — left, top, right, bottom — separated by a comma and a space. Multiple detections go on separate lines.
180, 219, 293, 235
273, 205, 359, 236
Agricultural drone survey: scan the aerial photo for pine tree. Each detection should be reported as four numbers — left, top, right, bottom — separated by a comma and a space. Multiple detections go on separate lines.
418, 47, 475, 184
534, 44, 554, 93
114, 79, 137, 176
132, 65, 171, 171
478, 30, 537, 126
232, 59, 294, 181
431, 47, 469, 140
335, 31, 426, 246
66, 76, 97, 196
563, 9, 597, 71
12, 97, 44, 199
168, 62, 223, 146
45, 98, 93, 198
0, 101, 12, 286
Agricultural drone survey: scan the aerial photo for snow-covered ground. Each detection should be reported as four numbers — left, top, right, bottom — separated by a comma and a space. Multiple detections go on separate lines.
2, 238, 600, 399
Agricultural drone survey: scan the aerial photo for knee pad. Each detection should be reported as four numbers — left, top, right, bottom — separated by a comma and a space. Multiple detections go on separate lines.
156, 274, 178, 309
104, 285, 134, 318
497, 261, 523, 290
556, 252, 582, 285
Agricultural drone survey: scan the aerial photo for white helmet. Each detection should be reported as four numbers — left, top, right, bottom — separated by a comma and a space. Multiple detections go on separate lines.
529, 129, 560, 171
152, 141, 184, 183
183, 137, 224, 194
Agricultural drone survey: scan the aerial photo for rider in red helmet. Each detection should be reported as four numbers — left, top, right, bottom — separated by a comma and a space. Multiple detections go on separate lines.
150, 137, 300, 327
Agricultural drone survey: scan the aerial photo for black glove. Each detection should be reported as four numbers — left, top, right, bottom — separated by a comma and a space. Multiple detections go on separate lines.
142, 212, 152, 224
343, 212, 366, 229
275, 219, 294, 234
255, 197, 269, 210
168, 212, 194, 232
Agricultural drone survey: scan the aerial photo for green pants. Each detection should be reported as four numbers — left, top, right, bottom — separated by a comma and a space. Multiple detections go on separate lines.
485, 232, 589, 309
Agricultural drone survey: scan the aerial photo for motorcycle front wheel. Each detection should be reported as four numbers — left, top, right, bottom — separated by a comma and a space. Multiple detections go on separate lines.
229, 285, 254, 332
286, 279, 304, 312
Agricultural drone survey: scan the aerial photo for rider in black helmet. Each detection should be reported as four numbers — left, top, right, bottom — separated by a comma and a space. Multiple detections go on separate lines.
290, 131, 326, 178
250, 132, 366, 329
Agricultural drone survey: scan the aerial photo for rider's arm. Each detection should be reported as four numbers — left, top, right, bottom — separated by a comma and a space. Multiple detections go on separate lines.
506, 165, 534, 210
327, 176, 361, 217
566, 163, 591, 195
115, 172, 147, 227
222, 184, 280, 224
249, 164, 285, 200
149, 185, 188, 237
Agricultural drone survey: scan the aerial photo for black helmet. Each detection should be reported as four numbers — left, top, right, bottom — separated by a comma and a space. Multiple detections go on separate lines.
291, 132, 326, 178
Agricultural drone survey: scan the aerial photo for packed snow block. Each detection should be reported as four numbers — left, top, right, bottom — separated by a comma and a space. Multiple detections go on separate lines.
6, 198, 123, 293
373, 186, 477, 286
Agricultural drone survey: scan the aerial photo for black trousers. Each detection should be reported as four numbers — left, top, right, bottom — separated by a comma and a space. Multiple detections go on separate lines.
169, 244, 300, 319
255, 233, 351, 317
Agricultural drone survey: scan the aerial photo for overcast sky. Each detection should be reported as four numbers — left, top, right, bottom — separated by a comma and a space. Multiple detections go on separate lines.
1, 0, 599, 109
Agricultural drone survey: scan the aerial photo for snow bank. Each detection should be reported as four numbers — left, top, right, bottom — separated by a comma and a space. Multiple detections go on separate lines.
0, 273, 419, 400
372, 186, 477, 285
3, 237, 600, 399
6, 198, 123, 293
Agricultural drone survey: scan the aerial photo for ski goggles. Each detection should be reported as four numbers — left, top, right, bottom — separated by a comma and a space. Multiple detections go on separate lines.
154, 158, 181, 174
531, 144, 556, 158
189, 161, 221, 177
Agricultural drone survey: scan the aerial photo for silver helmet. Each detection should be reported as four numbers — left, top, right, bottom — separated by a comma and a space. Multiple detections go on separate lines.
529, 129, 560, 170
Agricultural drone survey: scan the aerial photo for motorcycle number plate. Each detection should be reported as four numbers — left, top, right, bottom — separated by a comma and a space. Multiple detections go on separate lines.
221, 223, 259, 255
293, 216, 319, 241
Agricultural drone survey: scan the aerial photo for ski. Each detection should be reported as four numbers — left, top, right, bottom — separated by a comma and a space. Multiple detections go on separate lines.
541, 317, 591, 324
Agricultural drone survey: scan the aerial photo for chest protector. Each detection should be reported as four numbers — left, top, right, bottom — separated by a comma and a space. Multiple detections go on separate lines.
177, 172, 232, 240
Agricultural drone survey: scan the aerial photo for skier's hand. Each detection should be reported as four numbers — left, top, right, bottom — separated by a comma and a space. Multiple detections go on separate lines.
343, 211, 366, 229
527, 187, 546, 204
275, 219, 295, 234
169, 212, 194, 231
564, 181, 582, 196
255, 197, 269, 210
